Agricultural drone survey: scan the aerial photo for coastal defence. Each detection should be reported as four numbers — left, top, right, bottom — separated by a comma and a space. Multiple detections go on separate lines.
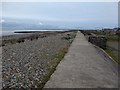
44, 31, 118, 88
1, 31, 77, 89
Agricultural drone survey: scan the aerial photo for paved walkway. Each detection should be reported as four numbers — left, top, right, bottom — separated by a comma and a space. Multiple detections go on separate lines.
44, 31, 118, 88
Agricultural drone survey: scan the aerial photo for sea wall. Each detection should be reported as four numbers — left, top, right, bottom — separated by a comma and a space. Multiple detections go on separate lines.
80, 30, 107, 49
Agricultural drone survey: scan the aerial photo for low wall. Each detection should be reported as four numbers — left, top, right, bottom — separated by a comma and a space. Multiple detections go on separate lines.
80, 30, 107, 49
88, 36, 107, 49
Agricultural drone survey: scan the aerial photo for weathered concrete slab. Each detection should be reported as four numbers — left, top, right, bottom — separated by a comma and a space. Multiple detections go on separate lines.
44, 31, 118, 88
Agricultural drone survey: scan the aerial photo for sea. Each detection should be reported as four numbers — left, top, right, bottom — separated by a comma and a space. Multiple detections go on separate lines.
1, 21, 72, 36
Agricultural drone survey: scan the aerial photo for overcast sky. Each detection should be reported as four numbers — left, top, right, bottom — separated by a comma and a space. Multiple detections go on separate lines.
1, 2, 118, 29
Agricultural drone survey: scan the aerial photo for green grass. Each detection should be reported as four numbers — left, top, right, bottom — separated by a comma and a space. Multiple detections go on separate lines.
37, 47, 69, 89
61, 32, 77, 43
105, 47, 120, 64
61, 36, 72, 40
93, 31, 120, 64
95, 31, 120, 41
61, 35, 76, 41
94, 31, 106, 35
38, 31, 77, 90
106, 35, 120, 41
37, 32, 77, 89
2, 38, 25, 46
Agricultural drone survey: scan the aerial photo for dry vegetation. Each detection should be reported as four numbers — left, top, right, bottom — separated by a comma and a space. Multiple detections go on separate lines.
2, 31, 77, 89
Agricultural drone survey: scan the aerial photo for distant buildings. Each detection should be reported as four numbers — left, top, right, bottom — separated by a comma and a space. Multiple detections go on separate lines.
102, 28, 120, 35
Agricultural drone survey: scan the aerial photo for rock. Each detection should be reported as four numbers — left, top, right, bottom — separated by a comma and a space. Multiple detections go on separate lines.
2, 31, 76, 88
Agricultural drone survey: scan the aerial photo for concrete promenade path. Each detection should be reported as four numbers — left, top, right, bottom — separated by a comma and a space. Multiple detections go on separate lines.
44, 31, 118, 88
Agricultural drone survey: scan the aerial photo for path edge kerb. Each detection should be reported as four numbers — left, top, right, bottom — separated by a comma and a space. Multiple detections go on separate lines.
93, 44, 118, 65
92, 44, 120, 88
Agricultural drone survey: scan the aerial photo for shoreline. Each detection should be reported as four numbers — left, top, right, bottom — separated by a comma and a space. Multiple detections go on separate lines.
1, 29, 77, 37
2, 30, 77, 89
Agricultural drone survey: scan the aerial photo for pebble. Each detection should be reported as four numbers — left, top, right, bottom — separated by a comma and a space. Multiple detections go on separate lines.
2, 32, 76, 88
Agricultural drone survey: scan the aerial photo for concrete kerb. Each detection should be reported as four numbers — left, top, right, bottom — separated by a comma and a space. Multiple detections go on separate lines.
92, 44, 118, 65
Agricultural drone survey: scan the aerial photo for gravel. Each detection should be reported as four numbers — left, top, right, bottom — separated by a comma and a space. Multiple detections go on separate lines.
2, 31, 76, 89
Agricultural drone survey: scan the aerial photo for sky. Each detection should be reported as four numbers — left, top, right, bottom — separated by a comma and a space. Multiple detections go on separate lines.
1, 0, 120, 2
1, 2, 118, 29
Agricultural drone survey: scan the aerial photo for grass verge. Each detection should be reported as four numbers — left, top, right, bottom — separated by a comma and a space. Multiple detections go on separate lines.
92, 32, 120, 64
37, 46, 69, 89
37, 31, 77, 89
105, 47, 120, 64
